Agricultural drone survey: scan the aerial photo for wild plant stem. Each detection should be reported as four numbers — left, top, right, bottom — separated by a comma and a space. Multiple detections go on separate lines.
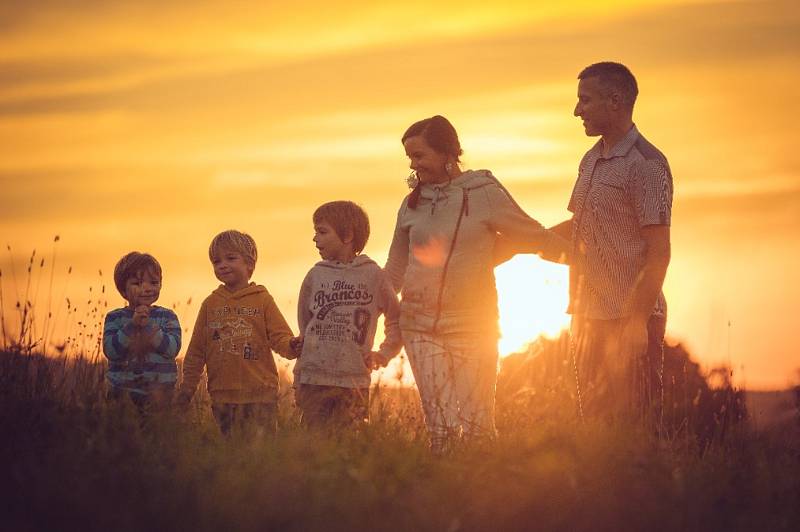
0, 268, 7, 350
42, 237, 59, 353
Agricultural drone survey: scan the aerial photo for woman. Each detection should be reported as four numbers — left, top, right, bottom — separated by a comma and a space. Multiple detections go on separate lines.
385, 115, 569, 451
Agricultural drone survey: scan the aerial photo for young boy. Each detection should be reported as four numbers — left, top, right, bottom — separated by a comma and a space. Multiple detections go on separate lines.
103, 252, 182, 412
294, 201, 402, 428
176, 230, 298, 435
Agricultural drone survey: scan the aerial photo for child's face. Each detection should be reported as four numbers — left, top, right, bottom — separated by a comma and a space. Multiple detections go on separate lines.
211, 249, 252, 291
313, 221, 354, 263
124, 269, 161, 307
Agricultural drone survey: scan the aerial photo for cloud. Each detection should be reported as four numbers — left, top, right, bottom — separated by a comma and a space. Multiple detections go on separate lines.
2, 0, 795, 119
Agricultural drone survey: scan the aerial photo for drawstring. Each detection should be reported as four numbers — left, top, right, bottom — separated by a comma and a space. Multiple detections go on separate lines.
430, 186, 448, 215
431, 188, 469, 333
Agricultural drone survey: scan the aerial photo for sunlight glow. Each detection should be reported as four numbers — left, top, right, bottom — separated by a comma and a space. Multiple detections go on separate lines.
495, 254, 570, 357
412, 238, 448, 268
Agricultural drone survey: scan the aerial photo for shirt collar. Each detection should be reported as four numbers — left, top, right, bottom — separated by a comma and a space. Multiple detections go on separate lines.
593, 124, 640, 160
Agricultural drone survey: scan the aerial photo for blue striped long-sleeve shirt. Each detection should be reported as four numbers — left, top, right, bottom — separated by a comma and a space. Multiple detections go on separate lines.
102, 305, 181, 395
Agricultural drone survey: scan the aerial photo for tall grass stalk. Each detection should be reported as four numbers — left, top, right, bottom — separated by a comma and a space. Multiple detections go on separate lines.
0, 267, 7, 351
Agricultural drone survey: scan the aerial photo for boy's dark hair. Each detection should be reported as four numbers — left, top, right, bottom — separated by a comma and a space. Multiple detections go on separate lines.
313, 201, 370, 255
578, 61, 639, 109
113, 252, 162, 297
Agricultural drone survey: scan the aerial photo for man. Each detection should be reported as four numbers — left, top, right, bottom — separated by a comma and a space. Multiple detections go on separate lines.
550, 62, 673, 422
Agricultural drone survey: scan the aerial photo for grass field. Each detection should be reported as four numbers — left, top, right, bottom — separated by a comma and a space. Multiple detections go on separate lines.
2, 341, 798, 532
1, 246, 797, 530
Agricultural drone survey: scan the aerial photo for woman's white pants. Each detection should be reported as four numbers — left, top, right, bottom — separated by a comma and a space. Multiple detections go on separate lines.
403, 331, 499, 449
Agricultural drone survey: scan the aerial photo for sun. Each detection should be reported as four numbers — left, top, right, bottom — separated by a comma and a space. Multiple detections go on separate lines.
494, 254, 570, 357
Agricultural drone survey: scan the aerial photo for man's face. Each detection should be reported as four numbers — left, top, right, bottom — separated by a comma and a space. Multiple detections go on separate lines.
574, 76, 614, 137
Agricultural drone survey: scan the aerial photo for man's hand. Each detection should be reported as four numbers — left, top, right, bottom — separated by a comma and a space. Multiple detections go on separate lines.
620, 316, 649, 363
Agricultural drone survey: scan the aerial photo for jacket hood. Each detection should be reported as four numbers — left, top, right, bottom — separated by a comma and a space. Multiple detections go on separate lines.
417, 169, 495, 200
211, 282, 266, 300
313, 254, 378, 270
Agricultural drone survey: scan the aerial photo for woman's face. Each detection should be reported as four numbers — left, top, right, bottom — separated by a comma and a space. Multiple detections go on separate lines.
403, 135, 450, 185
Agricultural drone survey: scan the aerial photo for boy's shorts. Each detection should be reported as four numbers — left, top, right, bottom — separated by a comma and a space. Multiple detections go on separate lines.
295, 384, 369, 429
211, 402, 277, 436
107, 384, 174, 415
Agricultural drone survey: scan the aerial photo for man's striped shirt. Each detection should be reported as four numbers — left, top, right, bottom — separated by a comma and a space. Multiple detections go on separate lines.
567, 125, 673, 320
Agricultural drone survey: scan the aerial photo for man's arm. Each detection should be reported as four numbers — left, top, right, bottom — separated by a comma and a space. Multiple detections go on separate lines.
620, 225, 671, 358
630, 225, 671, 319
385, 202, 410, 292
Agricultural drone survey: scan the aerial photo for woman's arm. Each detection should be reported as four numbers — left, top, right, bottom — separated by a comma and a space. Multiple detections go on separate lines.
485, 182, 570, 264
384, 200, 410, 292
375, 269, 403, 365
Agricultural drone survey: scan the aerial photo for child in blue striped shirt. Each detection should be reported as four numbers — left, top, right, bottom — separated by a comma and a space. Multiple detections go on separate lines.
102, 252, 181, 412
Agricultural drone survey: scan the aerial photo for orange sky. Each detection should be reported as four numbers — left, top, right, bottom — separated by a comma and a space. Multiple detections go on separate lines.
1, 0, 798, 389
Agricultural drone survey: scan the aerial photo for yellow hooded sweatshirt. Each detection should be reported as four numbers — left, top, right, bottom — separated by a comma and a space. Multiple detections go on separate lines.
180, 283, 295, 404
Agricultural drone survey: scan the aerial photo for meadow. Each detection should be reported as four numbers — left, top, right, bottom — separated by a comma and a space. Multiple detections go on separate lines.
1, 248, 798, 531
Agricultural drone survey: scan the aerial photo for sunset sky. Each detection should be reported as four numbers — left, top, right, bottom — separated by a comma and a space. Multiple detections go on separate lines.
1, 0, 798, 389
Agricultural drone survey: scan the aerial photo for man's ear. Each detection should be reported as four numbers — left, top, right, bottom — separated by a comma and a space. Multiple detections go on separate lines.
608, 90, 623, 111
342, 229, 354, 244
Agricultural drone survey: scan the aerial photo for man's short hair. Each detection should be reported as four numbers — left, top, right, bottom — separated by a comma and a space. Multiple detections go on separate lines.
113, 252, 162, 297
209, 230, 258, 266
313, 201, 370, 255
578, 62, 638, 109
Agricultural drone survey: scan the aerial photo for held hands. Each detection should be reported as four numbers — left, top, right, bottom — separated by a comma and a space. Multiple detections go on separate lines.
289, 336, 304, 358
362, 351, 387, 371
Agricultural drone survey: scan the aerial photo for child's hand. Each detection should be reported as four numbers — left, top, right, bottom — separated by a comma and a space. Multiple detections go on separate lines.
363, 351, 385, 371
132, 305, 151, 328
174, 390, 192, 411
289, 336, 304, 357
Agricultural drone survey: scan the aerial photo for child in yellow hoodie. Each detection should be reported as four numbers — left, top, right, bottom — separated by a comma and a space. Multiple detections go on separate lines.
177, 230, 298, 435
